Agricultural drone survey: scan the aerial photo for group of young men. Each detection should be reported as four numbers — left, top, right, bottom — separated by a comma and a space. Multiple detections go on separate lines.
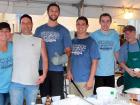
0, 2, 140, 105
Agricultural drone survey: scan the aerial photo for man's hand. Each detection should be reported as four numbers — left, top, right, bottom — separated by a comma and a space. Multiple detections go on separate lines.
85, 79, 94, 90
66, 70, 73, 80
36, 75, 46, 85
134, 71, 140, 78
127, 68, 136, 77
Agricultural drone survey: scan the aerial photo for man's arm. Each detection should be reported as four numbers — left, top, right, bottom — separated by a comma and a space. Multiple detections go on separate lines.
120, 61, 136, 77
85, 59, 98, 90
65, 48, 73, 80
36, 40, 48, 84
114, 51, 119, 62
41, 40, 48, 77
65, 47, 71, 71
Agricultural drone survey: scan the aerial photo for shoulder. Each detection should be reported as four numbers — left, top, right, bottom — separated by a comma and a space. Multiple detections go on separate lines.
110, 29, 119, 36
91, 30, 100, 35
13, 33, 21, 38
120, 42, 127, 50
88, 37, 98, 46
33, 36, 42, 41
90, 30, 101, 39
110, 29, 118, 33
58, 24, 69, 32
14, 32, 21, 35
36, 24, 47, 30
88, 36, 95, 42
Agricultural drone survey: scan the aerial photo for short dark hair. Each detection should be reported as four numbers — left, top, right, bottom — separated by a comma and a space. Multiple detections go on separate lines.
0, 22, 11, 32
47, 3, 60, 12
123, 25, 136, 32
99, 13, 112, 23
76, 16, 88, 25
20, 14, 32, 23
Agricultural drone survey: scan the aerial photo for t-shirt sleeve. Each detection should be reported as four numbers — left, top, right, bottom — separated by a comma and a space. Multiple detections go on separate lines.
118, 43, 128, 63
90, 41, 100, 60
34, 27, 41, 38
63, 28, 72, 49
90, 32, 95, 40
114, 32, 120, 52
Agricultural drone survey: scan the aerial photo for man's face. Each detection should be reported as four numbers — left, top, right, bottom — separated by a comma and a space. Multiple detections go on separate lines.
124, 31, 136, 43
0, 28, 10, 41
20, 17, 33, 35
100, 16, 111, 31
76, 20, 88, 35
48, 6, 60, 21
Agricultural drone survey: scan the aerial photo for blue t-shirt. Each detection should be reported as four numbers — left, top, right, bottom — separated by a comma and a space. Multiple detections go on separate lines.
71, 36, 100, 82
0, 42, 13, 93
35, 24, 72, 71
119, 40, 140, 63
91, 29, 120, 76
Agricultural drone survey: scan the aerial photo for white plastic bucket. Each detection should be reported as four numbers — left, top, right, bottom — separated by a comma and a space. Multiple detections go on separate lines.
96, 87, 117, 104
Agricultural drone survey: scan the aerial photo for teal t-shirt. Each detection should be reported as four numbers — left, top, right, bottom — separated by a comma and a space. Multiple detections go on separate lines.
0, 42, 13, 93
91, 29, 120, 76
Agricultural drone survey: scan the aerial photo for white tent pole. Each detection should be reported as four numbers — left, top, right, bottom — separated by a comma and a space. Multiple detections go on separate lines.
72, 0, 85, 17
79, 0, 84, 16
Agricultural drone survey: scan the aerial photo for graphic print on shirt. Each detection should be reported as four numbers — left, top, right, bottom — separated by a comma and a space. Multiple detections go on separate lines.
98, 40, 114, 50
0, 56, 12, 69
72, 44, 86, 55
40, 31, 60, 43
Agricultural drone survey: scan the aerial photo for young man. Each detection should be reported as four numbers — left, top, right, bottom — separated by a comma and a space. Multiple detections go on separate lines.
119, 25, 140, 92
35, 3, 71, 98
91, 13, 120, 94
0, 22, 12, 105
9, 14, 48, 105
67, 16, 100, 97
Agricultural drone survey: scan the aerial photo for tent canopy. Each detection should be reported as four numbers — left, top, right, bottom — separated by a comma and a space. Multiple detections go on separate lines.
0, 0, 140, 19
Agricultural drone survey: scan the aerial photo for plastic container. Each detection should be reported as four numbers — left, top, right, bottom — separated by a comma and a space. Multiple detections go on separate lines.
96, 87, 117, 104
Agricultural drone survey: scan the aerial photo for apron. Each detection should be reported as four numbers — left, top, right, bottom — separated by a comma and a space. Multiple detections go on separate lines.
123, 40, 140, 91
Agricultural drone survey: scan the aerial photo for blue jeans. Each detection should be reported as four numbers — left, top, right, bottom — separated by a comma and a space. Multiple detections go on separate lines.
9, 82, 39, 105
0, 93, 10, 105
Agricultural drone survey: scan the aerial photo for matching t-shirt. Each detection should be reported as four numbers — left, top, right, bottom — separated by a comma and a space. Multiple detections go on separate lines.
0, 42, 13, 93
71, 36, 100, 82
35, 24, 72, 71
91, 29, 120, 76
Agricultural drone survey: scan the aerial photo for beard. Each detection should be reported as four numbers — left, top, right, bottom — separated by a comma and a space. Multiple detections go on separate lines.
49, 16, 58, 21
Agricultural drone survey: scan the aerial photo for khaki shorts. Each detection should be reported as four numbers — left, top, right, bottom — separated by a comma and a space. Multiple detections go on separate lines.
69, 82, 93, 97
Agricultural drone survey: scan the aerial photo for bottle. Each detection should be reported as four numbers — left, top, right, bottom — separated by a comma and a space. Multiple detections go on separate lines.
36, 93, 42, 104
45, 96, 52, 105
